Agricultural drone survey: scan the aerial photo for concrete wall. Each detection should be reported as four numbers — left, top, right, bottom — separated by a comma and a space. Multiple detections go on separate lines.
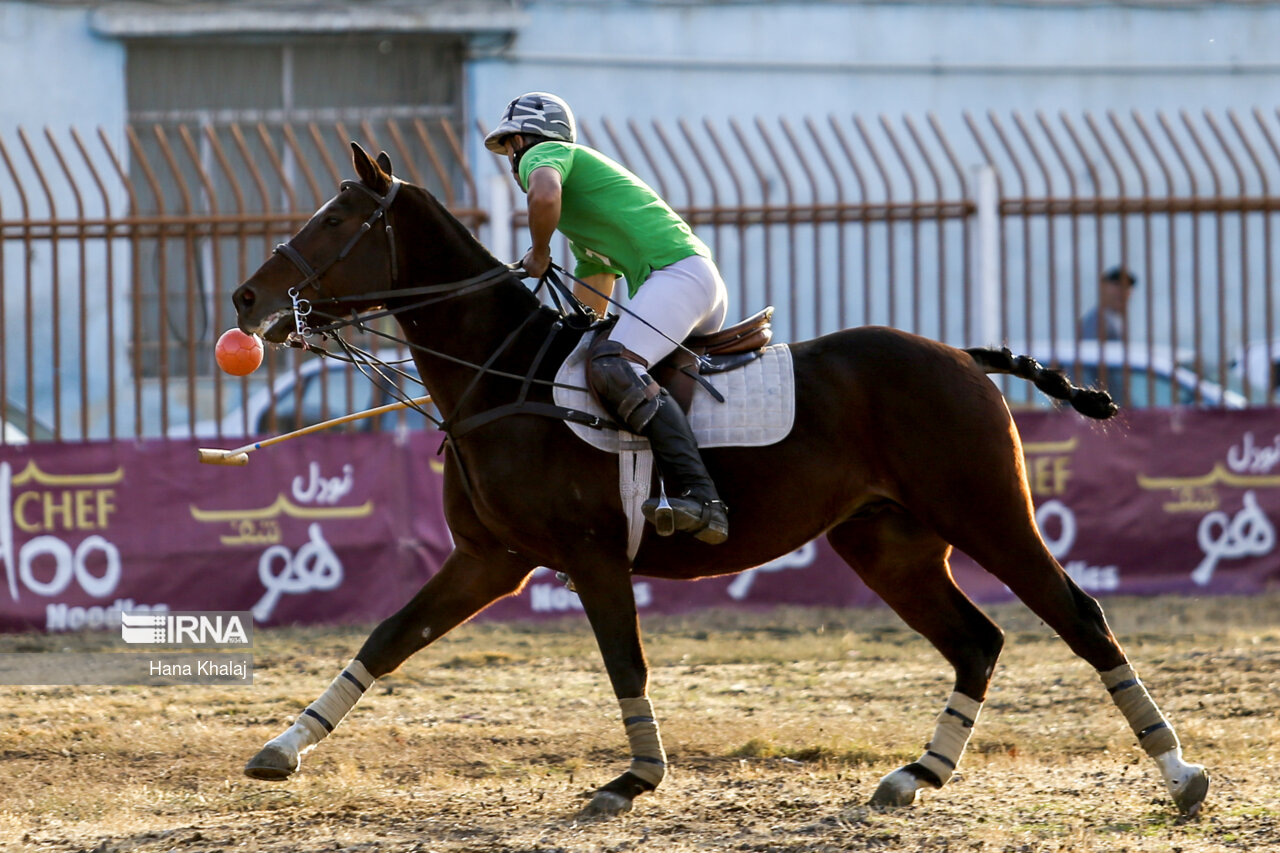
0, 2, 125, 132
1, 2, 129, 439
468, 2, 1278, 136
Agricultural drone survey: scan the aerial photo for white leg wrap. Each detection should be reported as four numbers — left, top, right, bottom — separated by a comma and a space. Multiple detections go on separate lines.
619, 696, 666, 788
293, 660, 375, 744
1154, 746, 1210, 815
264, 721, 315, 757
915, 691, 983, 786
1100, 663, 1179, 758
1155, 748, 1197, 790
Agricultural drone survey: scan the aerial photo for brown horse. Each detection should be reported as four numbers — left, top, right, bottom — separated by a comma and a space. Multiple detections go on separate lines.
232, 143, 1208, 818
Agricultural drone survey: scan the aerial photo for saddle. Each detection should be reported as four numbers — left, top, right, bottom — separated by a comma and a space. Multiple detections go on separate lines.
590, 307, 775, 414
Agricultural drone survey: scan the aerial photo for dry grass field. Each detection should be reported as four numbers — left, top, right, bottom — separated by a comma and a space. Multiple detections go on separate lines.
0, 591, 1277, 852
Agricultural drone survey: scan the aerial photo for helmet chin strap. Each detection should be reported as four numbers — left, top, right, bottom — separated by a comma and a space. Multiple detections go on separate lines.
510, 136, 552, 184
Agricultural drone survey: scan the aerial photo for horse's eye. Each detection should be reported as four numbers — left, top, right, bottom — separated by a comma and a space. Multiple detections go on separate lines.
324, 216, 342, 227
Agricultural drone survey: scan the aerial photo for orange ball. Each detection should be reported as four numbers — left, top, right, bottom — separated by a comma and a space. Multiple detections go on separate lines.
215, 328, 264, 376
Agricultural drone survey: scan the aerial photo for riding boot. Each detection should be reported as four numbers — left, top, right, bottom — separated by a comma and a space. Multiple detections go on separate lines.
587, 345, 728, 544
638, 393, 729, 545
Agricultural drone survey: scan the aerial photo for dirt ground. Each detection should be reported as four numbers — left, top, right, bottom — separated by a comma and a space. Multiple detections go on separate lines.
0, 592, 1277, 852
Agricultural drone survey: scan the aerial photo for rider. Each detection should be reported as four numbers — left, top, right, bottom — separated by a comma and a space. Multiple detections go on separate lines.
485, 92, 729, 545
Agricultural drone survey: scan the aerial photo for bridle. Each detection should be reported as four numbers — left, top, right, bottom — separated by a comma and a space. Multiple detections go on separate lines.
262, 176, 598, 439
272, 177, 529, 345
273, 178, 402, 340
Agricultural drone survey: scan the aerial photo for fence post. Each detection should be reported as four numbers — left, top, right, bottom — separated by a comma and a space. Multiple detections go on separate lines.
487, 174, 513, 264
971, 164, 1000, 345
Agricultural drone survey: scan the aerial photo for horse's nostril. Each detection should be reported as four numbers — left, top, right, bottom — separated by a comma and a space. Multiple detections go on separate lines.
236, 286, 256, 308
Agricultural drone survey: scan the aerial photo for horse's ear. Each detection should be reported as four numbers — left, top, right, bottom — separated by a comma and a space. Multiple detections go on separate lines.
376, 150, 394, 176
350, 141, 391, 194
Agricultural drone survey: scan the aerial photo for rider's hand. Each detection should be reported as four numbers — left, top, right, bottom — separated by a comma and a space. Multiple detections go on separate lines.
520, 246, 552, 279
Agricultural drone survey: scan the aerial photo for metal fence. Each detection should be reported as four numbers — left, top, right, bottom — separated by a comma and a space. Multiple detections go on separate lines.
2, 110, 1278, 443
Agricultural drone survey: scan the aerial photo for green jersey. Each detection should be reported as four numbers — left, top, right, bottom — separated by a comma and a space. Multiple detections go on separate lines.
517, 141, 710, 297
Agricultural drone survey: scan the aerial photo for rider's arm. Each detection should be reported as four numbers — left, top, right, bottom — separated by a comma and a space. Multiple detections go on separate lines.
574, 274, 616, 317
522, 166, 562, 279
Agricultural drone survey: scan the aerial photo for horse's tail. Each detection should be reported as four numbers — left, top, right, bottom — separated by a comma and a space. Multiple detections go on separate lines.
964, 346, 1118, 421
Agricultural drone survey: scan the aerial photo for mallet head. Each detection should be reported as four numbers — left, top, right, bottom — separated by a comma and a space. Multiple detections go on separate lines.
197, 449, 251, 466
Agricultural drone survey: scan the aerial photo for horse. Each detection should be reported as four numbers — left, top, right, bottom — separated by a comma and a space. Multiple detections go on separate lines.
230, 142, 1208, 818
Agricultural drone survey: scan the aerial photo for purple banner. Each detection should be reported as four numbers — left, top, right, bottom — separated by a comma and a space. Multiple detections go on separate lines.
1, 408, 1278, 634
0, 434, 453, 633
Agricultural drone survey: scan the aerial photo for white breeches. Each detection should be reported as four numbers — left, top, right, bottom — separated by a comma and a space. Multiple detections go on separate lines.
610, 254, 728, 368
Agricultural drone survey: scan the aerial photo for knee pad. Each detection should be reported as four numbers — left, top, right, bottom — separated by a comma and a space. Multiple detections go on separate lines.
587, 342, 661, 432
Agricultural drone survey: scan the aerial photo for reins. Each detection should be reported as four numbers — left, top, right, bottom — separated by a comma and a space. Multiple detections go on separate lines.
272, 179, 618, 437
276, 178, 402, 340
270, 174, 708, 446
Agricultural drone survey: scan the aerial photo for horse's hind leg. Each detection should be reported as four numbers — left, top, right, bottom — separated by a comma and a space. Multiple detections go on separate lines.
244, 544, 532, 780
960, 527, 1208, 816
885, 368, 1206, 815
825, 512, 1005, 808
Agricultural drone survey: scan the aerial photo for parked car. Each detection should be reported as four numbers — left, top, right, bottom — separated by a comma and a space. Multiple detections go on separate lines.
2, 418, 29, 445
2, 400, 55, 444
174, 352, 435, 439
1233, 339, 1280, 403
1003, 341, 1247, 410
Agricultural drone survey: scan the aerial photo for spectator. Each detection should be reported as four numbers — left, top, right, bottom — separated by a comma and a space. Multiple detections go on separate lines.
1078, 266, 1137, 341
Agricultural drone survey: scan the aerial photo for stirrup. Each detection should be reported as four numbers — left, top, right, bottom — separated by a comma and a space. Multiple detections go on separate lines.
641, 495, 729, 545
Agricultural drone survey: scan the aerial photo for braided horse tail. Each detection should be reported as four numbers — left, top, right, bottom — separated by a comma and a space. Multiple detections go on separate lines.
965, 346, 1118, 421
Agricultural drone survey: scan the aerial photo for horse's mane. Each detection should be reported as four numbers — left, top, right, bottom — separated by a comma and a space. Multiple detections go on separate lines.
408, 182, 507, 270
389, 179, 542, 323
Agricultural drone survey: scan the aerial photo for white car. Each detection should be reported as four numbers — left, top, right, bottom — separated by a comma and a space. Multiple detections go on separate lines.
174, 352, 434, 440
2, 401, 55, 444
1234, 339, 1280, 403
1001, 341, 1247, 410
2, 420, 29, 444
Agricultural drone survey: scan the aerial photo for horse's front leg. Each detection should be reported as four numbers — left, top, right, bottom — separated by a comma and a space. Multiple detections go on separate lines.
245, 545, 533, 780
568, 560, 666, 817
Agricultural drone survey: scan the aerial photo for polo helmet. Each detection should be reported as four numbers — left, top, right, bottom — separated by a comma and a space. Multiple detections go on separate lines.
484, 92, 577, 153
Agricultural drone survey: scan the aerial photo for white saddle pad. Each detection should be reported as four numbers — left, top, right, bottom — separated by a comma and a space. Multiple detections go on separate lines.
552, 334, 795, 564
552, 335, 797, 453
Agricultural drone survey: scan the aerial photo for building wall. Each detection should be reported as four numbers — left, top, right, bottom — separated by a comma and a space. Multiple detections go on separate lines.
0, 2, 125, 132
468, 2, 1277, 130
0, 2, 128, 439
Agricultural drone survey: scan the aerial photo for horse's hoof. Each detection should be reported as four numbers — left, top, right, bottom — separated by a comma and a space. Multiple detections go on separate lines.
1170, 765, 1209, 817
244, 745, 298, 781
868, 768, 923, 808
579, 790, 633, 818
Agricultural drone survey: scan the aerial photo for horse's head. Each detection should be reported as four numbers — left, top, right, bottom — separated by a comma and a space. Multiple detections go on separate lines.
233, 143, 402, 343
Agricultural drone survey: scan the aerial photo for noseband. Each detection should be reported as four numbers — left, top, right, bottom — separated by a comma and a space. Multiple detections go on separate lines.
273, 178, 402, 340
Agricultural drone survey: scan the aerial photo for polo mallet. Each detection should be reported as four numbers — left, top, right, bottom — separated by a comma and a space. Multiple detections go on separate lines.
196, 394, 433, 466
